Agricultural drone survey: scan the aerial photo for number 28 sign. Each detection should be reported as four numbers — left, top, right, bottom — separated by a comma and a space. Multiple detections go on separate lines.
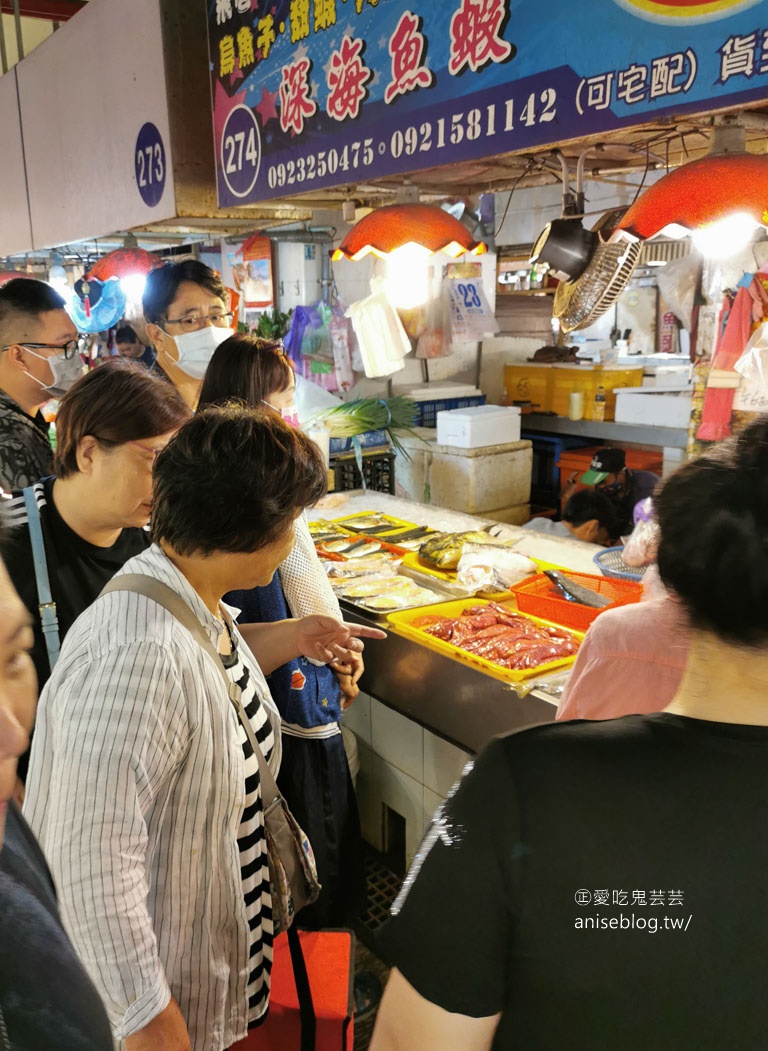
134, 122, 166, 208
220, 106, 261, 200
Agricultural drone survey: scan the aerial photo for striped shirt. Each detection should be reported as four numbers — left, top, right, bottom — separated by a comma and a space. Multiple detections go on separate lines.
23, 544, 282, 1051
220, 626, 274, 1016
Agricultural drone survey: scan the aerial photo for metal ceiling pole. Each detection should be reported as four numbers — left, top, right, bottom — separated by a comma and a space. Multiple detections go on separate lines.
11, 0, 23, 60
0, 13, 8, 73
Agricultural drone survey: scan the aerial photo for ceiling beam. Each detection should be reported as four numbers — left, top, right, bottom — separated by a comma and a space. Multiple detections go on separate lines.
0, 0, 85, 20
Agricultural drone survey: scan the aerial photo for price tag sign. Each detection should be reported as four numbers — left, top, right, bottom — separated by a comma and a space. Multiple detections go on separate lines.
134, 123, 166, 208
220, 105, 261, 200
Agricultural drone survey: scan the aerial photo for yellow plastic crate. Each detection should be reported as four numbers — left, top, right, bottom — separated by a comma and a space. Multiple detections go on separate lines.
504, 362, 553, 412
550, 364, 643, 420
387, 598, 583, 684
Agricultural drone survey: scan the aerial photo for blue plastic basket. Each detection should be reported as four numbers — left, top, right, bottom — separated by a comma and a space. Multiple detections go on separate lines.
415, 394, 486, 427
593, 546, 647, 582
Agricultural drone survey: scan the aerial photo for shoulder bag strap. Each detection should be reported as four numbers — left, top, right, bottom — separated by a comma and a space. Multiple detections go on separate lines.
99, 574, 282, 808
101, 574, 316, 1049
23, 485, 60, 674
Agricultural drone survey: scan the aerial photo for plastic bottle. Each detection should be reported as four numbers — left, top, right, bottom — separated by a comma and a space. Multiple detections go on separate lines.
592, 385, 606, 422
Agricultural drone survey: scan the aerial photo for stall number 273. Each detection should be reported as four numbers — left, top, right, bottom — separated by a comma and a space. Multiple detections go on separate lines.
136, 142, 164, 189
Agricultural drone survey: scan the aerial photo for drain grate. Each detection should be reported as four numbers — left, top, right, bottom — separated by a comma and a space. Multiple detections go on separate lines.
363, 850, 403, 932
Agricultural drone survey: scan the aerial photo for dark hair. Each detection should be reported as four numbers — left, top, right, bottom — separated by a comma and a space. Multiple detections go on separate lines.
198, 333, 292, 410
0, 278, 67, 346
114, 325, 139, 344
142, 260, 227, 325
656, 415, 768, 646
150, 404, 327, 555
563, 489, 616, 532
53, 358, 191, 478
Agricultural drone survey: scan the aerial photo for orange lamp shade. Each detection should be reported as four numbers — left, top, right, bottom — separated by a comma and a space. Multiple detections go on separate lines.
616, 153, 768, 240
331, 203, 486, 261
87, 247, 159, 281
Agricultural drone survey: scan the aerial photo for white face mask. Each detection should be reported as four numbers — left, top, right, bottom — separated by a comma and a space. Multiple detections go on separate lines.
23, 346, 85, 398
169, 325, 233, 379
262, 399, 300, 429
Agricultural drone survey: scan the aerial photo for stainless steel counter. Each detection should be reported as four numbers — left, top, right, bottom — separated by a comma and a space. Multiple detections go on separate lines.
324, 491, 590, 754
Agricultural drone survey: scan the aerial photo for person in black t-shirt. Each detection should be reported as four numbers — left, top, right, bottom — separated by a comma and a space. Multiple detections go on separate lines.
0, 547, 114, 1050
2, 360, 189, 780
372, 415, 768, 1051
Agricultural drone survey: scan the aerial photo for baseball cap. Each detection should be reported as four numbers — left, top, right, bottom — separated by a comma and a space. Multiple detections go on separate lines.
581, 448, 626, 485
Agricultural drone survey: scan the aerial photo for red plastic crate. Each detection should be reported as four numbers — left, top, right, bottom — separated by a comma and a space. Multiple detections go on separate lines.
511, 571, 643, 631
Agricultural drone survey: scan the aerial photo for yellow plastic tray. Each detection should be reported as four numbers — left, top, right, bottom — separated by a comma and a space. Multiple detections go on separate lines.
333, 511, 417, 534
387, 598, 583, 684
401, 551, 567, 584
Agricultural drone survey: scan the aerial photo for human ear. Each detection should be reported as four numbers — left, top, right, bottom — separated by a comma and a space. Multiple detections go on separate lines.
5, 344, 30, 372
75, 435, 101, 476
145, 322, 167, 353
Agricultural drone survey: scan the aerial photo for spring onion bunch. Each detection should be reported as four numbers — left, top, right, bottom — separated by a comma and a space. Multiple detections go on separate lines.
311, 395, 419, 454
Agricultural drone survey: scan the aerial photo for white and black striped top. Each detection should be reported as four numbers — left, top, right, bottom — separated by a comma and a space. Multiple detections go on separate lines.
220, 626, 274, 1019
24, 545, 282, 1051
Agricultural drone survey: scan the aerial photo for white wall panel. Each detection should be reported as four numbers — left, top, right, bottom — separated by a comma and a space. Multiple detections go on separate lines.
0, 71, 33, 255
18, 0, 175, 250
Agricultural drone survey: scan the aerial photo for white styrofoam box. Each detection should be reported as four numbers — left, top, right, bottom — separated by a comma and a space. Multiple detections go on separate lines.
617, 353, 690, 368
436, 404, 522, 449
642, 366, 693, 389
614, 387, 693, 429
395, 381, 483, 402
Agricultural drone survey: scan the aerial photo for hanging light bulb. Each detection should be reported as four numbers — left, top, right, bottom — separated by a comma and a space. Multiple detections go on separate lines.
47, 251, 69, 295
384, 243, 432, 309
690, 212, 761, 259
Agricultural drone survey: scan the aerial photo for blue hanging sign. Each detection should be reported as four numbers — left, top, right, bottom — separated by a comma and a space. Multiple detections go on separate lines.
207, 0, 768, 207
134, 122, 167, 208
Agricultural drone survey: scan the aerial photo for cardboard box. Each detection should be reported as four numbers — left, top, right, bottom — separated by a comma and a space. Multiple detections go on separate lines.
613, 387, 693, 429
436, 405, 521, 449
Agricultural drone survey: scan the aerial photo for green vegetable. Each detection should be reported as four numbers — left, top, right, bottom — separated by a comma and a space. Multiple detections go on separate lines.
310, 396, 419, 455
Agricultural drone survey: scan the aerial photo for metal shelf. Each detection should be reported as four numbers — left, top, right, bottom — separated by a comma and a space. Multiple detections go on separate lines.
521, 413, 688, 449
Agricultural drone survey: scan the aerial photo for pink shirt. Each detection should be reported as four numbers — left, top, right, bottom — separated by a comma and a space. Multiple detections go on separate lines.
556, 595, 690, 721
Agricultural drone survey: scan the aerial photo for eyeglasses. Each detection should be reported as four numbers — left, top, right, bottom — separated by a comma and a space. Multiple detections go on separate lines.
162, 311, 234, 333
2, 340, 81, 359
128, 440, 167, 461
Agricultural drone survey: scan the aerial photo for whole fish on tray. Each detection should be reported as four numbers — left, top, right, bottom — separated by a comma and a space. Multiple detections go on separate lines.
544, 570, 611, 609
418, 531, 495, 571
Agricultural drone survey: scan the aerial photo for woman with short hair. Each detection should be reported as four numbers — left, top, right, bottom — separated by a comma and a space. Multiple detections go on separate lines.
2, 357, 190, 696
24, 405, 384, 1051
199, 334, 367, 930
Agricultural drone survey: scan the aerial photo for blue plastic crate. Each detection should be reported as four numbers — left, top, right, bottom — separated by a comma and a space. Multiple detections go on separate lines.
328, 429, 389, 454
415, 394, 486, 428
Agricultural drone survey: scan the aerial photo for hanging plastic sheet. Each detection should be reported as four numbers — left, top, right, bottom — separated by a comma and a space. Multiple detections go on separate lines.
346, 277, 411, 378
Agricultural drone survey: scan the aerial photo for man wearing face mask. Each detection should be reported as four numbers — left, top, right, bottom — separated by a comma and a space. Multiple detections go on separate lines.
578, 447, 659, 538
142, 260, 234, 409
0, 279, 83, 492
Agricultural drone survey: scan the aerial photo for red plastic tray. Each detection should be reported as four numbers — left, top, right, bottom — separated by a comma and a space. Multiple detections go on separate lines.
511, 571, 642, 631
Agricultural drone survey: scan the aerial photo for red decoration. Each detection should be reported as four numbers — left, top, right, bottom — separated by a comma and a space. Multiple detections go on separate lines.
615, 153, 768, 240
331, 203, 486, 261
87, 248, 159, 281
